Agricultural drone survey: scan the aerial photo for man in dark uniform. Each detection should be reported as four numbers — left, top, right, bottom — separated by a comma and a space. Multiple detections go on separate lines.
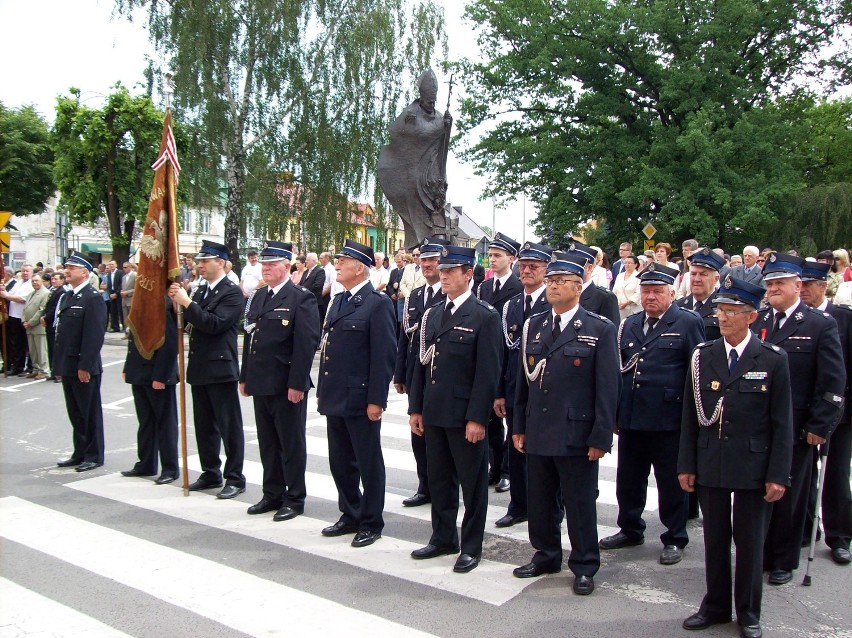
393, 236, 449, 507
512, 252, 620, 596
494, 241, 554, 528
43, 271, 68, 381
169, 240, 247, 499
105, 260, 125, 332
120, 302, 179, 484
751, 253, 845, 585
317, 239, 396, 548
799, 260, 851, 565
679, 276, 793, 638
53, 255, 107, 472
677, 247, 724, 342
408, 245, 502, 573
566, 238, 620, 325
600, 263, 705, 564
478, 232, 522, 491
240, 241, 320, 521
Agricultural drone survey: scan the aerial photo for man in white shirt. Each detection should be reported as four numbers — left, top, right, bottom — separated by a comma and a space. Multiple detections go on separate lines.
240, 250, 263, 298
1, 263, 34, 375
369, 251, 390, 292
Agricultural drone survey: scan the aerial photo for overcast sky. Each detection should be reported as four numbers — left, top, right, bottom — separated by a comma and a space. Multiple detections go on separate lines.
0, 0, 537, 242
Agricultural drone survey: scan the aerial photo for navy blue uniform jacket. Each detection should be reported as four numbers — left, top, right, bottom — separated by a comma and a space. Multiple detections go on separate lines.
184, 278, 244, 385
53, 285, 107, 376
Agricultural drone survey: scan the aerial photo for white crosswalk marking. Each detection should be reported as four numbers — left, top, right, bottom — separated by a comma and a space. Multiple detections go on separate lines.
0, 497, 438, 637
0, 577, 135, 638
65, 476, 534, 606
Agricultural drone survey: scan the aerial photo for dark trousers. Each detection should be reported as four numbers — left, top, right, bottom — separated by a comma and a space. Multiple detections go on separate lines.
191, 382, 245, 487
764, 440, 812, 571
6, 317, 27, 371
254, 393, 308, 509
527, 454, 600, 577
131, 384, 179, 477
425, 425, 489, 555
806, 417, 852, 550
697, 485, 772, 627
615, 429, 689, 547
108, 297, 123, 331
505, 407, 527, 517
411, 429, 430, 496
486, 410, 506, 480
46, 326, 56, 375
61, 374, 104, 464
326, 414, 385, 532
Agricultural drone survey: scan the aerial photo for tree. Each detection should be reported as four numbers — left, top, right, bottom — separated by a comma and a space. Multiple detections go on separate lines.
118, 0, 446, 269
53, 86, 166, 265
0, 103, 55, 215
456, 0, 851, 254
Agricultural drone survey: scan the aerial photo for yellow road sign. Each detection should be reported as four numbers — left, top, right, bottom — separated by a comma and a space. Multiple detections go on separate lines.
0, 212, 11, 231
0, 231, 10, 253
642, 223, 657, 239
644, 239, 656, 252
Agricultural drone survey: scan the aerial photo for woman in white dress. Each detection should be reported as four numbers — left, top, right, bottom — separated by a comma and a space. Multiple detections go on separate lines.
613, 255, 641, 320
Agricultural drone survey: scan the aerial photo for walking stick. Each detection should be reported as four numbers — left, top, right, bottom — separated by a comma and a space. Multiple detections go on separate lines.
802, 438, 831, 586
175, 301, 189, 496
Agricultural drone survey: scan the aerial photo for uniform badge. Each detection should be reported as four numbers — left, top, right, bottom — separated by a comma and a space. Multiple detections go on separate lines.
528, 355, 536, 366
534, 332, 541, 340
794, 311, 803, 321
282, 319, 290, 326
628, 342, 634, 347
710, 380, 721, 391
574, 358, 581, 367
523, 242, 531, 250
769, 253, 777, 263
761, 384, 767, 392
647, 264, 655, 272
724, 276, 733, 288
573, 319, 582, 329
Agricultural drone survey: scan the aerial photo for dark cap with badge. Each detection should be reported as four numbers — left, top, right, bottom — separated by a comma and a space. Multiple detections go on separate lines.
562, 238, 596, 264
761, 252, 804, 280
800, 260, 831, 282
715, 275, 765, 309
335, 239, 374, 267
419, 236, 451, 259
518, 241, 555, 262
639, 263, 680, 285
546, 251, 586, 279
488, 232, 521, 257
688, 247, 725, 272
64, 254, 94, 271
258, 240, 294, 262
196, 240, 229, 261
438, 246, 477, 269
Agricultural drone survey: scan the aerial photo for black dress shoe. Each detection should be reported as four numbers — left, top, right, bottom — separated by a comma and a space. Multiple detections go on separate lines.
322, 520, 359, 537
411, 544, 460, 560
402, 493, 431, 507
572, 575, 594, 595
188, 479, 223, 491
495, 477, 510, 493
216, 485, 245, 499
660, 545, 683, 565
495, 513, 527, 528
56, 458, 82, 467
513, 561, 561, 578
273, 506, 302, 522
75, 462, 103, 472
682, 613, 730, 630
351, 530, 381, 547
121, 468, 155, 477
767, 569, 792, 585
247, 498, 281, 515
453, 553, 480, 573
740, 624, 762, 638
599, 531, 644, 550
155, 474, 178, 485
831, 547, 851, 565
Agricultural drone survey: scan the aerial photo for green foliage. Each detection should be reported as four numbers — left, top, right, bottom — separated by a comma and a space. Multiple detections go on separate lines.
0, 103, 55, 214
117, 0, 446, 267
456, 0, 851, 255
52, 86, 165, 264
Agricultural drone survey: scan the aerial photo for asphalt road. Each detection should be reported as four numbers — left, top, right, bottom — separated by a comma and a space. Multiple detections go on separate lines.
0, 335, 849, 637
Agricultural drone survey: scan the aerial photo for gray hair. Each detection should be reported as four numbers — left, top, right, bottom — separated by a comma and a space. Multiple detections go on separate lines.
682, 239, 699, 251
743, 245, 760, 257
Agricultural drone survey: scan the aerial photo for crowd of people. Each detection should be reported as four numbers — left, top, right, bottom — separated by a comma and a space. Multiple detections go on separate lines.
2, 231, 850, 638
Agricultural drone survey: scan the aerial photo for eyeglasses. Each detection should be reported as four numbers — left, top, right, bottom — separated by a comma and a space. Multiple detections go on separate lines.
412, 253, 420, 257
713, 309, 753, 318
518, 262, 545, 271
756, 259, 765, 263
545, 278, 579, 286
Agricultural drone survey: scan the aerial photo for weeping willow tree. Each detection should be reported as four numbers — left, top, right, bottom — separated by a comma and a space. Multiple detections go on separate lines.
117, 0, 445, 265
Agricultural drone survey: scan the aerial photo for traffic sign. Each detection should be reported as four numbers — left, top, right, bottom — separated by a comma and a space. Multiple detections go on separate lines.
644, 239, 656, 252
0, 212, 11, 231
642, 222, 657, 239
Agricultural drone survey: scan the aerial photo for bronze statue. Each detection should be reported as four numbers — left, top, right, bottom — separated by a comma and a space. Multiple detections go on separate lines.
377, 68, 453, 247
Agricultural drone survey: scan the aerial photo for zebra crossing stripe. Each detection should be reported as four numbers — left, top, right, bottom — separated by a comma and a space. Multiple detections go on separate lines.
0, 497, 438, 636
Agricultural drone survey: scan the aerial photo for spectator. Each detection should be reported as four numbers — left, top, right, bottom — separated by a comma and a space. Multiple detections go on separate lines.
21, 273, 51, 379
613, 255, 641, 320
399, 246, 426, 299
730, 254, 743, 268
240, 250, 263, 298
43, 271, 68, 382
835, 248, 851, 282
1, 263, 34, 375
187, 266, 203, 293
105, 260, 124, 332
589, 246, 610, 288
370, 251, 390, 292
319, 251, 337, 317
611, 242, 633, 289
654, 243, 678, 269
120, 262, 136, 338
290, 255, 307, 285
224, 260, 240, 285
676, 239, 699, 299
730, 245, 764, 286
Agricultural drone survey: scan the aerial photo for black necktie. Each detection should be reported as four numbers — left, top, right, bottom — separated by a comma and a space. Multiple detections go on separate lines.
494, 279, 501, 296
524, 294, 533, 319
441, 300, 454, 327
342, 290, 352, 306
694, 300, 703, 314
771, 311, 786, 338
645, 316, 659, 335
425, 286, 434, 307
728, 349, 739, 376
552, 315, 562, 340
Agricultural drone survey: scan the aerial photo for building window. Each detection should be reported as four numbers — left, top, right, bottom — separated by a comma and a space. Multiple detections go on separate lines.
199, 212, 211, 234
183, 210, 193, 231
